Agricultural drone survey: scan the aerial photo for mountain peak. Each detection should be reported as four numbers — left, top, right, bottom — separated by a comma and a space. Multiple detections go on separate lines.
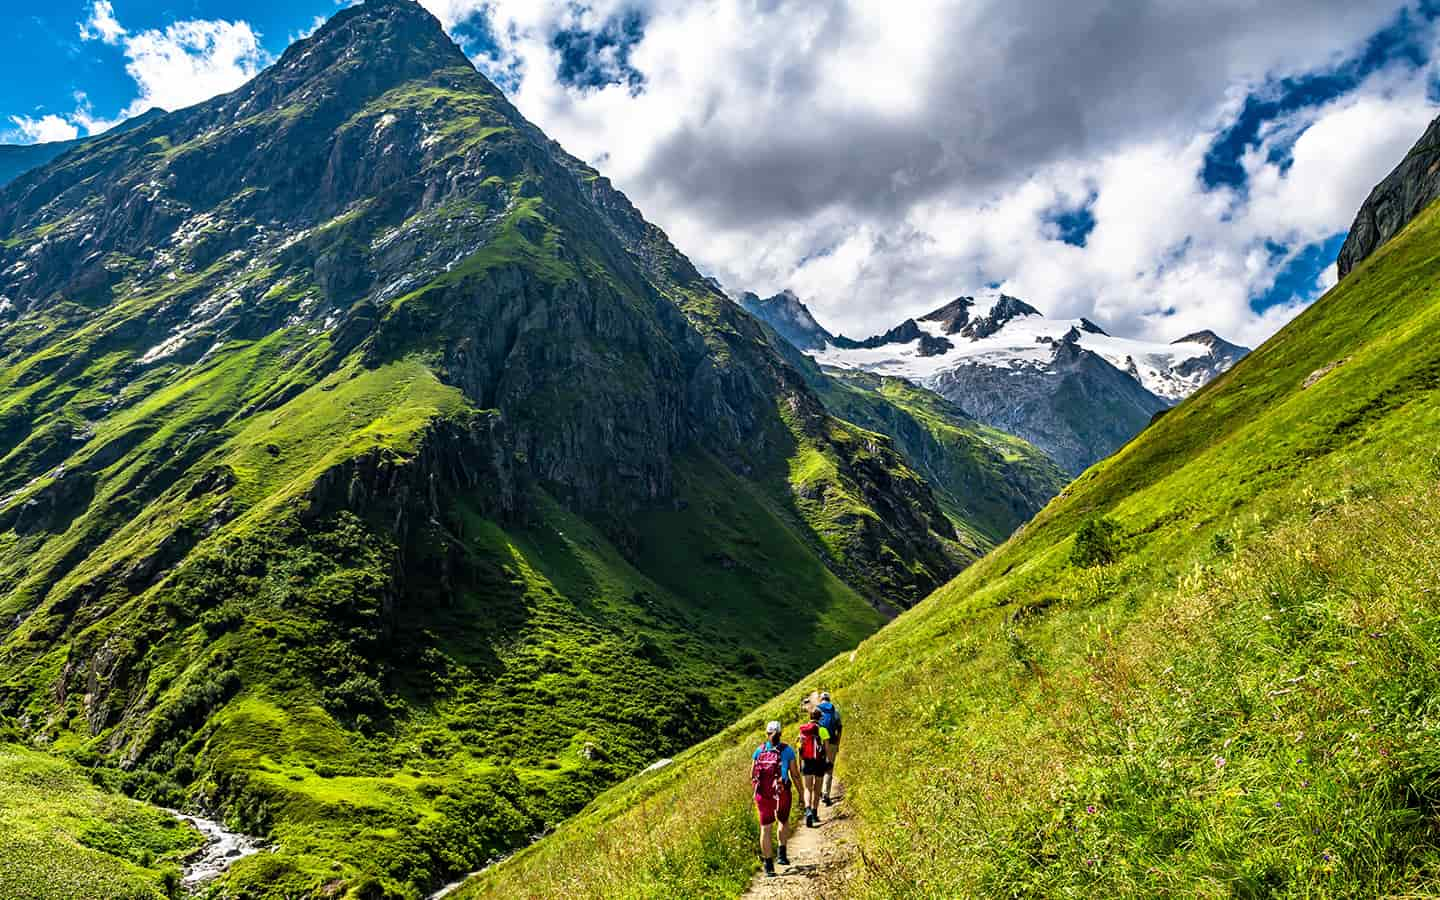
1175, 329, 1220, 344
233, 0, 475, 113
737, 289, 835, 350
305, 0, 455, 53
919, 296, 977, 333
960, 294, 1041, 339
1174, 330, 1249, 355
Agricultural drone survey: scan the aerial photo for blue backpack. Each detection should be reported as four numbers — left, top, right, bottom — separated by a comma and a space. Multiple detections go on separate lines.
816, 701, 839, 734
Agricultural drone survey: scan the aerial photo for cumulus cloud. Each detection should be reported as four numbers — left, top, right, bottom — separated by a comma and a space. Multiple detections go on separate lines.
2, 92, 122, 144
77, 2, 270, 120
423, 0, 1438, 346
115, 19, 269, 116
68, 93, 125, 137
6, 114, 80, 144
78, 0, 127, 45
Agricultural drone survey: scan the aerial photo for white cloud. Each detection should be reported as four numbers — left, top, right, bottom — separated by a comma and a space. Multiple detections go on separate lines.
78, 0, 127, 45
1, 92, 125, 144
20, 0, 1440, 350
6, 114, 80, 144
75, 3, 269, 120
118, 19, 269, 116
68, 93, 125, 137
436, 0, 1437, 347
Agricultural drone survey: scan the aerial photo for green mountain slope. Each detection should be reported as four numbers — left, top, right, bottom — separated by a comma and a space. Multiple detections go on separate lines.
807, 368, 1064, 550
761, 327, 1065, 553
0, 736, 202, 900
0, 110, 167, 189
0, 2, 978, 896
468, 163, 1440, 896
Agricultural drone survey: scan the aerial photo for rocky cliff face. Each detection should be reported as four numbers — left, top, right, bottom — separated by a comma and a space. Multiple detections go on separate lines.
928, 334, 1169, 475
737, 289, 834, 350
1337, 113, 1440, 279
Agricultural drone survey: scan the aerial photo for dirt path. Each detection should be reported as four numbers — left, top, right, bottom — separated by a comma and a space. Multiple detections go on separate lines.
742, 782, 856, 899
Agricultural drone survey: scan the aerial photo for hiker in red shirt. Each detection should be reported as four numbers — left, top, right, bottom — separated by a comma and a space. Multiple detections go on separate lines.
751, 720, 804, 877
797, 706, 831, 828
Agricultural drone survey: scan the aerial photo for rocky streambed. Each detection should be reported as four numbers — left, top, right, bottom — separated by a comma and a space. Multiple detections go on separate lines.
162, 808, 266, 888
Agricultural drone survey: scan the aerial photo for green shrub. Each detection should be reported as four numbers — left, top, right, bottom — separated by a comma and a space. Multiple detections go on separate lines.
1069, 517, 1122, 567
1209, 530, 1235, 556
199, 602, 245, 638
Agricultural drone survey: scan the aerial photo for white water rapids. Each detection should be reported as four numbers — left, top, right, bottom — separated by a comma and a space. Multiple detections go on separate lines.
161, 808, 265, 887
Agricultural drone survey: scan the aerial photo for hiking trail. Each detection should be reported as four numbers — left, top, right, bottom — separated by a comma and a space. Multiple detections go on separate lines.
743, 782, 856, 899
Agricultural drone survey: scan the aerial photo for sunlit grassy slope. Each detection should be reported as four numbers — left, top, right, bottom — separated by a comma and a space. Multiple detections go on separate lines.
0, 739, 201, 900
465, 200, 1440, 897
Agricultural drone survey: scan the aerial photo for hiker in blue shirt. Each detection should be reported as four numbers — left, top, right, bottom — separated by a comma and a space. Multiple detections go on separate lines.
815, 691, 842, 805
750, 720, 804, 877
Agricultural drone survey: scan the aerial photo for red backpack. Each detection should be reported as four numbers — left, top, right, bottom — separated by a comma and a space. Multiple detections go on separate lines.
798, 722, 827, 761
752, 742, 787, 798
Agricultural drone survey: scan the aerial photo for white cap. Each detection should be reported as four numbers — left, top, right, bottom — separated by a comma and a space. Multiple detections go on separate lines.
765, 720, 782, 734
820, 692, 831, 701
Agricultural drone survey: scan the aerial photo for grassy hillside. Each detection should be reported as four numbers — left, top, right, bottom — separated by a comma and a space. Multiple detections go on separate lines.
0, 738, 201, 900
465, 197, 1440, 896
0, 384, 889, 897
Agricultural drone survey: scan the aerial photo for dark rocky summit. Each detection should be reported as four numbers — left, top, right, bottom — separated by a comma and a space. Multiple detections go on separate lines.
1337, 113, 1440, 279
736, 289, 834, 350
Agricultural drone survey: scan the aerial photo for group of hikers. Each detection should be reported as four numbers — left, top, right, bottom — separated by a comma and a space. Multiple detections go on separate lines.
749, 690, 842, 878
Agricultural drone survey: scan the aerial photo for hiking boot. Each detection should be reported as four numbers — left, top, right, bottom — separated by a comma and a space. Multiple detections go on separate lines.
810, 810, 821, 827
777, 847, 790, 866
763, 857, 776, 877
822, 794, 833, 806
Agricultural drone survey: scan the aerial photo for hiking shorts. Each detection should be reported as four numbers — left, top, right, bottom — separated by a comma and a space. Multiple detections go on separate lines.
754, 785, 793, 826
801, 757, 828, 776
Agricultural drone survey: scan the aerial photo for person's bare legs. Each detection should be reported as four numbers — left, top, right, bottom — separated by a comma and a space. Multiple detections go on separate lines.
759, 819, 773, 859
822, 742, 839, 800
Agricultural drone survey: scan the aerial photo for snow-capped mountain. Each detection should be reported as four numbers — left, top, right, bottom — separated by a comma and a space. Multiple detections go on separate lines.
817, 294, 1246, 403
744, 292, 1249, 474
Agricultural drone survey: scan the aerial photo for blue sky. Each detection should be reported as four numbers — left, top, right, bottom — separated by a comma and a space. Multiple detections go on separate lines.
0, 1, 331, 134
2, 0, 1437, 345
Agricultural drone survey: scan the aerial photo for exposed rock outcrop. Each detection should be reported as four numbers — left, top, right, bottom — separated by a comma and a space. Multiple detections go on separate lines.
1337, 113, 1440, 279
